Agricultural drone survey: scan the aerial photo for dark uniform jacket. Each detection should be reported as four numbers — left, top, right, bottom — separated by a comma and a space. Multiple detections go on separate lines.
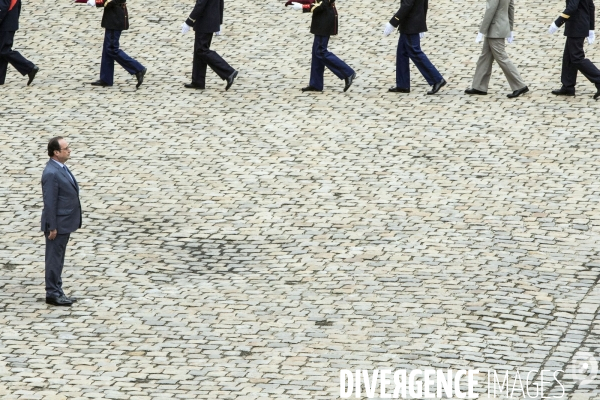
303, 0, 338, 36
97, 0, 129, 31
41, 160, 82, 234
555, 0, 595, 37
389, 0, 428, 34
0, 0, 20, 31
185, 0, 224, 33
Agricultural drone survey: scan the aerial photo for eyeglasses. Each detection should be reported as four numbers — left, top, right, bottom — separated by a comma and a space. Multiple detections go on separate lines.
60, 146, 71, 151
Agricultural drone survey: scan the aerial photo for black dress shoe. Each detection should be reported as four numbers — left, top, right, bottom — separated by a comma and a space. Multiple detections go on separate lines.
184, 82, 205, 90
427, 78, 447, 95
551, 88, 575, 96
344, 72, 356, 92
389, 87, 410, 93
91, 80, 111, 87
63, 295, 77, 303
27, 66, 39, 86
301, 86, 322, 92
507, 86, 529, 98
135, 67, 147, 88
225, 70, 238, 91
46, 295, 73, 306
594, 90, 600, 100
464, 88, 487, 95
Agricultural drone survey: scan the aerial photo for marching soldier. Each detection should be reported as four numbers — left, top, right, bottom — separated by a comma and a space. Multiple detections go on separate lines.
0, 0, 38, 85
465, 0, 529, 98
383, 0, 446, 94
87, 0, 147, 88
180, 0, 238, 91
288, 0, 356, 92
548, 0, 600, 99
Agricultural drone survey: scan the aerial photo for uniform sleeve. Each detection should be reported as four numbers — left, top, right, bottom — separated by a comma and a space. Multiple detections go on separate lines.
42, 172, 59, 231
590, 0, 595, 30
311, 0, 329, 14
389, 0, 416, 28
186, 0, 208, 26
479, 0, 500, 34
0, 0, 11, 24
555, 0, 581, 26
509, 0, 515, 31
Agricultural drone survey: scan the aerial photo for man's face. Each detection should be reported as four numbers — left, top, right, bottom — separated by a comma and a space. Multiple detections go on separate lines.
54, 139, 71, 163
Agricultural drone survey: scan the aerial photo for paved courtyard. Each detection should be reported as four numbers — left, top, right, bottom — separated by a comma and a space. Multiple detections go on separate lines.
1, 0, 600, 398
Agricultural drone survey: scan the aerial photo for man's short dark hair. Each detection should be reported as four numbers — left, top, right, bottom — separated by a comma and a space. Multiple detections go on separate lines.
48, 136, 64, 158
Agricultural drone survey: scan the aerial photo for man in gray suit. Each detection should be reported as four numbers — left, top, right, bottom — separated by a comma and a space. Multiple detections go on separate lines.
41, 137, 82, 306
465, 0, 529, 98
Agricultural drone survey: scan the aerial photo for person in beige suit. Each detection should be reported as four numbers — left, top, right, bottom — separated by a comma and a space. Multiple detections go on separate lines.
465, 0, 529, 98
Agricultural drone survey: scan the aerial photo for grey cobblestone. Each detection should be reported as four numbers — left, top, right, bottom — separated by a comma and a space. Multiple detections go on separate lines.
1, 0, 600, 398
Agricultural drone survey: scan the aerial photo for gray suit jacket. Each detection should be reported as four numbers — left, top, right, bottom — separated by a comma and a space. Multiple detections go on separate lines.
41, 160, 82, 234
479, 0, 514, 38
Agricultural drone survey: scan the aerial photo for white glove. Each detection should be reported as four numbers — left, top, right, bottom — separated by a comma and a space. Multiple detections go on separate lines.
476, 32, 484, 43
86, 0, 95, 6
215, 26, 222, 36
383, 22, 395, 37
548, 22, 559, 34
588, 30, 595, 44
181, 22, 191, 34
507, 31, 514, 44
290, 2, 303, 10
419, 32, 425, 39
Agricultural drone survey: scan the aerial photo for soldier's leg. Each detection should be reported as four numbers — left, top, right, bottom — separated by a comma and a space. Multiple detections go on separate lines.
309, 35, 326, 90
100, 30, 116, 85
489, 38, 526, 91
316, 35, 354, 80
196, 31, 234, 81
105, 30, 145, 75
396, 34, 411, 89
567, 37, 600, 86
0, 31, 35, 82
560, 37, 578, 92
471, 38, 494, 92
405, 33, 443, 86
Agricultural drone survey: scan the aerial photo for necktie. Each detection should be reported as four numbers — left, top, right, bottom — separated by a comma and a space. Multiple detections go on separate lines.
64, 166, 75, 184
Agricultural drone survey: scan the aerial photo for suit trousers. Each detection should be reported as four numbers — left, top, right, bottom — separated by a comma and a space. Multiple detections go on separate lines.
396, 33, 442, 89
100, 29, 145, 85
561, 37, 600, 90
193, 31, 234, 86
471, 37, 526, 92
45, 232, 70, 298
0, 30, 35, 84
309, 35, 354, 91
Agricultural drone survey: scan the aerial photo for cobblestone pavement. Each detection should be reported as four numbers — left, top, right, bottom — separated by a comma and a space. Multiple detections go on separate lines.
1, 0, 600, 398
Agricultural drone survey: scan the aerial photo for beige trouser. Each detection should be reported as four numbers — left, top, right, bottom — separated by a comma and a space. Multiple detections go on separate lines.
471, 37, 526, 92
